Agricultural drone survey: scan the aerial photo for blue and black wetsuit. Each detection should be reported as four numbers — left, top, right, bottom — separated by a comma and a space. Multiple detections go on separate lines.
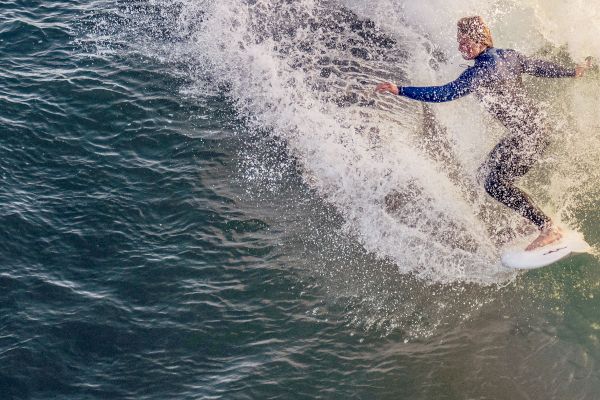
399, 47, 576, 229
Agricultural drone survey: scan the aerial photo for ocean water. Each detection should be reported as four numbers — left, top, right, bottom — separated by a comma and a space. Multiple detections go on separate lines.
2, 0, 600, 399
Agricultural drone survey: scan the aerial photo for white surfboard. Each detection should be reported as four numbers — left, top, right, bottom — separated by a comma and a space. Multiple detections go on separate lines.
501, 229, 592, 270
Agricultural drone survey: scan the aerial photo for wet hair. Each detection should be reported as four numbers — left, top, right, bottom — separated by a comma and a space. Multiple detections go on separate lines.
457, 16, 493, 48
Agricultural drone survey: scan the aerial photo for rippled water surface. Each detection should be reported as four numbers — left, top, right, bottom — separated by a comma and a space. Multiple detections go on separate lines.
2, 1, 600, 399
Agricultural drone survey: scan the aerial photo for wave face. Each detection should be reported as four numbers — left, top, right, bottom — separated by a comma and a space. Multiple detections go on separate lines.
112, 0, 600, 283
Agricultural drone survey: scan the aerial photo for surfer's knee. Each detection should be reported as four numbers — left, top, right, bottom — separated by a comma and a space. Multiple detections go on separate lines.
483, 172, 501, 198
483, 172, 513, 204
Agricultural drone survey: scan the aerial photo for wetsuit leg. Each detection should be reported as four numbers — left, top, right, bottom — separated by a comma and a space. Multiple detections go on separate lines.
482, 135, 550, 229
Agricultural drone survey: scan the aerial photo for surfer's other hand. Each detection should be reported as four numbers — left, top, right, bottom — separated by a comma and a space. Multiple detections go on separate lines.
575, 57, 594, 77
375, 82, 399, 95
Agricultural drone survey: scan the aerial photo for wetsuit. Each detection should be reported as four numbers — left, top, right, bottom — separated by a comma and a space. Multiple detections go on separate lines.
398, 47, 576, 229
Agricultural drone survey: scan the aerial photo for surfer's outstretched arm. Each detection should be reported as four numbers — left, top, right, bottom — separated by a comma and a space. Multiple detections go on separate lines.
518, 52, 592, 78
376, 67, 484, 103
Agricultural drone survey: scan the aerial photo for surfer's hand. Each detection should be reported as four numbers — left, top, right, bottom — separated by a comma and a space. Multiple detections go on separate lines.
575, 57, 594, 77
375, 82, 399, 95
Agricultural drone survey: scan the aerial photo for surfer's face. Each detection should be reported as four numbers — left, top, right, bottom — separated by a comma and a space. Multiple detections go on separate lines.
457, 35, 485, 60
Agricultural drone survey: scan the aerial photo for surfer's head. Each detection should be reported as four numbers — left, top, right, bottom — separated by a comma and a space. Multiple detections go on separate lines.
457, 16, 493, 60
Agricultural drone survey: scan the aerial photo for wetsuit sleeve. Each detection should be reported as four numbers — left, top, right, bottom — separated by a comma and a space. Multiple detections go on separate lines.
518, 52, 576, 78
398, 68, 481, 103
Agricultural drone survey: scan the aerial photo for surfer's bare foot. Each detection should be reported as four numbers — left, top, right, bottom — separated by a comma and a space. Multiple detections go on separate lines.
525, 225, 562, 251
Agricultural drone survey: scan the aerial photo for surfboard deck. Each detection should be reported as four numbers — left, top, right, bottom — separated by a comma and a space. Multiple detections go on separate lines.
501, 229, 591, 270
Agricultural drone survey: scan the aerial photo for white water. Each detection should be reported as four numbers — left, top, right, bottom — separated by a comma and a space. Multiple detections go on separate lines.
142, 0, 600, 283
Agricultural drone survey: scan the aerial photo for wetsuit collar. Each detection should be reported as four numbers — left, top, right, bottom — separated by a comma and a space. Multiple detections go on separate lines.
474, 47, 495, 65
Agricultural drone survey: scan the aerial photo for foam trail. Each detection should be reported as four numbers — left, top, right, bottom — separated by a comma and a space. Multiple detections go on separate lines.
135, 0, 600, 283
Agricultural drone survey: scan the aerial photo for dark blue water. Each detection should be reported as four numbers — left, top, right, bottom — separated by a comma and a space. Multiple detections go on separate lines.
2, 1, 600, 399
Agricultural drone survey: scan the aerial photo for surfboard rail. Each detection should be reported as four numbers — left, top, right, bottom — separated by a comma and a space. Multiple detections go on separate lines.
501, 230, 591, 270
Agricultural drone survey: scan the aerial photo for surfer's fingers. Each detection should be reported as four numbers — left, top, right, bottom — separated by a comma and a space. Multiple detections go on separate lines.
374, 82, 395, 94
575, 63, 589, 77
374, 82, 389, 92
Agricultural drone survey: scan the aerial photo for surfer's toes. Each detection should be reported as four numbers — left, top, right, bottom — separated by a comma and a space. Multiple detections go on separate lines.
525, 226, 563, 251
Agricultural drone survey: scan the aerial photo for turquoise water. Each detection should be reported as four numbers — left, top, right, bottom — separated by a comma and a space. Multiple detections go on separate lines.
2, 1, 600, 399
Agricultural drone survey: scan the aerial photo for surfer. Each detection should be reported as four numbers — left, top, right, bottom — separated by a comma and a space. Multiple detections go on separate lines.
375, 16, 591, 251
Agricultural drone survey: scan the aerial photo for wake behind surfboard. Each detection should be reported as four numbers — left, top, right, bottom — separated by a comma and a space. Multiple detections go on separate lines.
501, 229, 591, 270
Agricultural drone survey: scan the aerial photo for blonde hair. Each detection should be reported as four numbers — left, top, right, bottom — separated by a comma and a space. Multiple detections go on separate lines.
457, 16, 493, 48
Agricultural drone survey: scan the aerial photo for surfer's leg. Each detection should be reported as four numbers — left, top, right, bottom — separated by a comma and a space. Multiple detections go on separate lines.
482, 134, 563, 250
485, 169, 562, 250
482, 136, 550, 229
483, 171, 550, 229
479, 112, 567, 249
